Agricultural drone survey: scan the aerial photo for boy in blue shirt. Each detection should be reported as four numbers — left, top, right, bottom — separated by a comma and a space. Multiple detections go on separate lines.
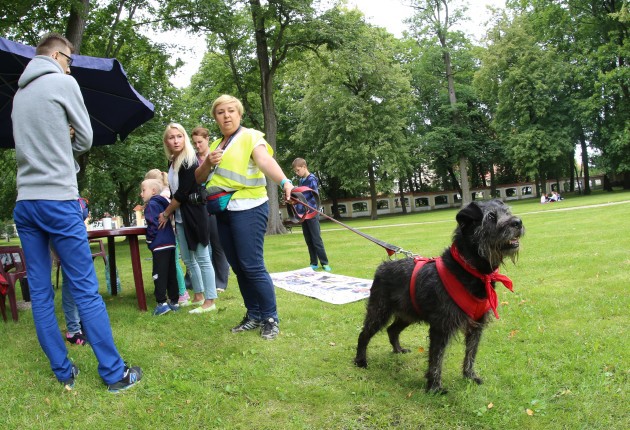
141, 179, 179, 315
291, 158, 331, 272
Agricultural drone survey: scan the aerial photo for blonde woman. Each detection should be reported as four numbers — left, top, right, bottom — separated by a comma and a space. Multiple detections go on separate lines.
144, 169, 189, 305
195, 95, 294, 340
158, 123, 217, 314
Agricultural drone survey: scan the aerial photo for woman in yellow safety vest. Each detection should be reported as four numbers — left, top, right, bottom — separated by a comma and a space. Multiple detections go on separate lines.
195, 94, 294, 340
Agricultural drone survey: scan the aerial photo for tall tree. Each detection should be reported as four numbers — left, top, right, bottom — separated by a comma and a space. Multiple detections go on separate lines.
408, 0, 472, 205
292, 22, 413, 220
475, 14, 574, 193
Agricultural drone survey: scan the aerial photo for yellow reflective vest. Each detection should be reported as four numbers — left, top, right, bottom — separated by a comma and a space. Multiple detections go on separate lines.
206, 127, 271, 200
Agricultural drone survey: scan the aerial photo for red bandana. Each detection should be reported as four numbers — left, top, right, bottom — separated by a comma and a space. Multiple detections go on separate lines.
409, 245, 513, 320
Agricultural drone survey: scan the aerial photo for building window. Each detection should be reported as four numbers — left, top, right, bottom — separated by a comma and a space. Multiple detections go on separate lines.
415, 197, 429, 207
377, 200, 389, 209
352, 202, 368, 212
435, 195, 448, 205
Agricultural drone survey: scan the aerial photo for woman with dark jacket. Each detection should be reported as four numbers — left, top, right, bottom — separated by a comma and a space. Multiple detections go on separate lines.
158, 123, 218, 314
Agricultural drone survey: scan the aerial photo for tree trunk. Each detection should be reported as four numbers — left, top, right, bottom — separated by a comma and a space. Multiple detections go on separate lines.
65, 0, 90, 53
399, 176, 407, 215
490, 166, 497, 199
569, 156, 575, 192
440, 35, 471, 206
249, 0, 284, 234
329, 177, 341, 219
368, 163, 378, 221
579, 130, 591, 195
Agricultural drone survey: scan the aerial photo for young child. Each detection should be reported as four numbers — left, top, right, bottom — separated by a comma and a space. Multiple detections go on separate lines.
144, 169, 190, 306
291, 157, 332, 272
141, 178, 179, 315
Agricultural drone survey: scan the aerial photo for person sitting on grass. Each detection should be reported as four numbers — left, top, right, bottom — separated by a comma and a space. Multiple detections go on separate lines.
141, 178, 180, 316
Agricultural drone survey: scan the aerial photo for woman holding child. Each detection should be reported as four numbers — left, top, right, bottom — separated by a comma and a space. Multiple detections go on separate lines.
195, 95, 294, 340
159, 123, 218, 314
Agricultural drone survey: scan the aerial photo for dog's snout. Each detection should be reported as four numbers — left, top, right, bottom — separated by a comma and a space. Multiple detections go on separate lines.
511, 218, 522, 229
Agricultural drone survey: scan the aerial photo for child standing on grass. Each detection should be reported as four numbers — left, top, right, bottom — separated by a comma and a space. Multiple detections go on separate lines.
291, 157, 331, 272
144, 169, 190, 306
141, 179, 179, 315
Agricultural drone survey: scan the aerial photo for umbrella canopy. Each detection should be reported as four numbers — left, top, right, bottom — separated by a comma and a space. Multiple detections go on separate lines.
0, 37, 154, 148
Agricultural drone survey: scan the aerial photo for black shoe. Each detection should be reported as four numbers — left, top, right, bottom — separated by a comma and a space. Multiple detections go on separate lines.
231, 314, 262, 333
108, 364, 143, 393
61, 363, 79, 389
260, 317, 279, 340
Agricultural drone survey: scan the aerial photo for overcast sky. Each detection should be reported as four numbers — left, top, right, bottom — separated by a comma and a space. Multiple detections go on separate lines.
155, 0, 505, 88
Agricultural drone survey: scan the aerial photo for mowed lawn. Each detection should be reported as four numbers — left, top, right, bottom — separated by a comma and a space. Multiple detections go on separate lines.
1, 190, 628, 429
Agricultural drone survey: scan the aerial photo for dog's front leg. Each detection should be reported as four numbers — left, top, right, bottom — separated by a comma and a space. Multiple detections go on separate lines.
462, 322, 484, 385
425, 325, 451, 394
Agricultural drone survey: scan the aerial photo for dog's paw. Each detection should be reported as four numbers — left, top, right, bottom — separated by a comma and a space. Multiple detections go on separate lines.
426, 385, 448, 395
354, 358, 368, 368
393, 347, 411, 354
464, 371, 483, 385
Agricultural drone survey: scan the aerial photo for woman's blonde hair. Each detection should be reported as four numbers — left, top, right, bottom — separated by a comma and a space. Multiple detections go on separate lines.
162, 123, 197, 172
144, 169, 169, 187
211, 95, 244, 119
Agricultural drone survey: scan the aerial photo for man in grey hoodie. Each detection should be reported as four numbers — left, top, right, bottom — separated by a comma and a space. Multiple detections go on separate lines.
12, 33, 142, 392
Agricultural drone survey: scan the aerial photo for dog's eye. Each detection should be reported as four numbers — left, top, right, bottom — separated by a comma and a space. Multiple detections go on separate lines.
487, 212, 497, 222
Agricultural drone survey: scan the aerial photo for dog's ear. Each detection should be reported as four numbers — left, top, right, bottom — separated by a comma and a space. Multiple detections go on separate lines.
456, 202, 484, 228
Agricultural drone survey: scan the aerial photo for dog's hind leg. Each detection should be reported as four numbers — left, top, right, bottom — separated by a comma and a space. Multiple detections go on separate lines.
387, 316, 412, 354
354, 301, 393, 368
425, 325, 452, 394
462, 323, 484, 385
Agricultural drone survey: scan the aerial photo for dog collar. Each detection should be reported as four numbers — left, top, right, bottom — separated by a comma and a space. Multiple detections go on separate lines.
447, 245, 514, 319
408, 246, 513, 320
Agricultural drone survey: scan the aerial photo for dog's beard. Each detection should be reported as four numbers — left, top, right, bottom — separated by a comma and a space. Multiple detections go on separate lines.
474, 219, 523, 269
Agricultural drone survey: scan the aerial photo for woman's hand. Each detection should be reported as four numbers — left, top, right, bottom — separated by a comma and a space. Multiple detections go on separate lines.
282, 181, 294, 203
158, 212, 169, 229
208, 149, 223, 166
195, 149, 223, 184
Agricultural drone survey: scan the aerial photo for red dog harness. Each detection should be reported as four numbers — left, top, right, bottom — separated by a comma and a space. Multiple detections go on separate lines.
409, 245, 514, 320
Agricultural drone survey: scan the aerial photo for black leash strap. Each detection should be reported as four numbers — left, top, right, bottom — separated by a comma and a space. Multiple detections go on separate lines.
288, 190, 407, 257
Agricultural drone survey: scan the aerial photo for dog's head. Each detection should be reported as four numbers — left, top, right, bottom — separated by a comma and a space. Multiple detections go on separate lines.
454, 199, 524, 268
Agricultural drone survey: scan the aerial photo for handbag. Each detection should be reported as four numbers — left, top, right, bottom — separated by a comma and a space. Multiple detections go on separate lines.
206, 189, 235, 215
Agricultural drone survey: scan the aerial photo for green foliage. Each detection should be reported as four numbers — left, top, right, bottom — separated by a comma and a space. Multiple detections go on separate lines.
291, 21, 413, 202
1, 191, 629, 429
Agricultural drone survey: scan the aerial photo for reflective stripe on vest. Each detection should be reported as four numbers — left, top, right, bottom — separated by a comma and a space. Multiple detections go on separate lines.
207, 128, 270, 199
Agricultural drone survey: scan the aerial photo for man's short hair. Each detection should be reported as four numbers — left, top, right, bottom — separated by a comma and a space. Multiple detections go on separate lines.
36, 32, 74, 56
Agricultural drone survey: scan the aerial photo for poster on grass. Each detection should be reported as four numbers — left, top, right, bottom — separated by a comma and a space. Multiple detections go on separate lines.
270, 267, 372, 304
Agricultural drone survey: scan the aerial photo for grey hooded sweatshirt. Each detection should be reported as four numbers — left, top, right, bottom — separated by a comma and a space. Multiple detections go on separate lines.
12, 54, 93, 201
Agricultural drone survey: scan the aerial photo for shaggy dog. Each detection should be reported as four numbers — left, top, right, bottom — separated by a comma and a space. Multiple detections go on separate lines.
354, 199, 524, 393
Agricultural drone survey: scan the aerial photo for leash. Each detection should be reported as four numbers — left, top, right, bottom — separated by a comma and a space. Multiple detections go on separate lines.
287, 187, 415, 258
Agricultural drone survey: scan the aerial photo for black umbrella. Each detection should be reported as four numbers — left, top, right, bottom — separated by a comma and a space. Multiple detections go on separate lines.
0, 37, 154, 148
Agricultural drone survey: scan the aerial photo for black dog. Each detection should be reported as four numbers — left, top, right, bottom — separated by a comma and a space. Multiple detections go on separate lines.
354, 200, 524, 393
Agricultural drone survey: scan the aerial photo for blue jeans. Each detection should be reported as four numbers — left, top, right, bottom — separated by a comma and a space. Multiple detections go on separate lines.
175, 222, 217, 300
216, 202, 278, 322
175, 240, 186, 295
13, 200, 125, 385
61, 272, 80, 333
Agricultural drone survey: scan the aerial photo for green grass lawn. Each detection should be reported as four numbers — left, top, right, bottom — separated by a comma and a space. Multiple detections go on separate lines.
1, 190, 628, 429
